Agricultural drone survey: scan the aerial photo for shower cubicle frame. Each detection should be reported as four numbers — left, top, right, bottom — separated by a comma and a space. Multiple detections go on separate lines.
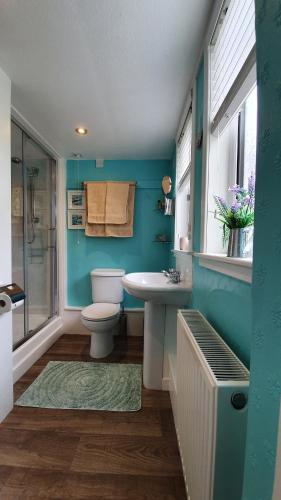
12, 118, 58, 350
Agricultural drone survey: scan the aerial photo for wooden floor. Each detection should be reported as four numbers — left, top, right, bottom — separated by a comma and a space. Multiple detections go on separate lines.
0, 334, 186, 499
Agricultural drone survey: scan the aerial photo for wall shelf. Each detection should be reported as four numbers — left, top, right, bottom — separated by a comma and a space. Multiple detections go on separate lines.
154, 198, 174, 216
153, 240, 172, 243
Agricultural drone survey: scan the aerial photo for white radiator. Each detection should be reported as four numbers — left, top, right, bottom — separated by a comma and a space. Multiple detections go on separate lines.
176, 310, 249, 500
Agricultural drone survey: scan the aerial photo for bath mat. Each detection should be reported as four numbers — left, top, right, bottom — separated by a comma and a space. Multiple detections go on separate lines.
15, 361, 142, 412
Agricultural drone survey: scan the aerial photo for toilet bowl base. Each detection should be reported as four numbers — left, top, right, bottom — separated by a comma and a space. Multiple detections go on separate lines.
90, 331, 114, 358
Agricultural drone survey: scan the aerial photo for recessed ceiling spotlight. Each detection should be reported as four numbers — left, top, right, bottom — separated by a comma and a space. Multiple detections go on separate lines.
75, 127, 88, 135
72, 153, 83, 158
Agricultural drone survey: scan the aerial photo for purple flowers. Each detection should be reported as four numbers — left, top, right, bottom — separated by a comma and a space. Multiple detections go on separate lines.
213, 173, 255, 230
228, 185, 247, 196
216, 195, 228, 211
243, 195, 255, 209
248, 172, 255, 198
231, 202, 241, 213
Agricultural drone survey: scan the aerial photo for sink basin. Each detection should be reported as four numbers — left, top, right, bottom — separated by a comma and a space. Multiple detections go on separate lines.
122, 272, 191, 305
122, 272, 192, 390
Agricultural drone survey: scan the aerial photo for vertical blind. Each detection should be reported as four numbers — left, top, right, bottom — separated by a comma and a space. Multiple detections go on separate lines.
210, 0, 256, 127
176, 108, 192, 186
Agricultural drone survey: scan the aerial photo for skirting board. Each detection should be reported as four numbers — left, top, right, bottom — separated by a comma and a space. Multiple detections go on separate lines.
162, 377, 170, 391
61, 307, 144, 337
168, 354, 177, 425
13, 316, 63, 383
167, 353, 189, 498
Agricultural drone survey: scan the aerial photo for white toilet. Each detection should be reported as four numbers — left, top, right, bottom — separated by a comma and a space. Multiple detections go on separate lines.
81, 268, 125, 358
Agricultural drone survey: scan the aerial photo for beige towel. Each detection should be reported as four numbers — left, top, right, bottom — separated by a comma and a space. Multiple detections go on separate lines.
85, 185, 135, 238
105, 185, 135, 237
85, 222, 106, 237
86, 182, 107, 224
105, 182, 129, 224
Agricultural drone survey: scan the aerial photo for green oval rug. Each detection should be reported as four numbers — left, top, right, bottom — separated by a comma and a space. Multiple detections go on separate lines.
15, 361, 142, 412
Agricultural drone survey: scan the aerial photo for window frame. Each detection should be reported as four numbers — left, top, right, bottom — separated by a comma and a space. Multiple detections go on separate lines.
198, 0, 256, 283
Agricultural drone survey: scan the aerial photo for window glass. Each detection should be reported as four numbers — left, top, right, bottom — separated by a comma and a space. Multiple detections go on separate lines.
243, 86, 257, 185
175, 109, 192, 250
175, 175, 190, 250
206, 85, 257, 255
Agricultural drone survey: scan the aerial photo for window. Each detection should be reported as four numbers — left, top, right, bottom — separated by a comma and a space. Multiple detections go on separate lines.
205, 0, 256, 258
175, 105, 193, 250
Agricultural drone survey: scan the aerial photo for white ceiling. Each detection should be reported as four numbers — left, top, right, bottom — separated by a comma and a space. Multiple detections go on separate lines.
0, 0, 212, 159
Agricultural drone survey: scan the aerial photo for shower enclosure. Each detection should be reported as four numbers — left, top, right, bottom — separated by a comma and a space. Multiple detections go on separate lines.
11, 121, 57, 348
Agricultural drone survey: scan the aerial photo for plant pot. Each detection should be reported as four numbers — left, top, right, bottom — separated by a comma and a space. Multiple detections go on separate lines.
227, 227, 251, 258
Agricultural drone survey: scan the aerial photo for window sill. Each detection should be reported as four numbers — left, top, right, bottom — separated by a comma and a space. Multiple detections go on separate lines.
194, 253, 252, 283
172, 249, 193, 256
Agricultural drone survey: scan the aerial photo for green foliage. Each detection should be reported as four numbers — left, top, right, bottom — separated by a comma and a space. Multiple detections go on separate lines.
213, 174, 255, 242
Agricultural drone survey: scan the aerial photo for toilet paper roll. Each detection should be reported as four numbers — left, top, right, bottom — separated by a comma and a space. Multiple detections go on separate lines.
0, 293, 13, 314
180, 236, 190, 251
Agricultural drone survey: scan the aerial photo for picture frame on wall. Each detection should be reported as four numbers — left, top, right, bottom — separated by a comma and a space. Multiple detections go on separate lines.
67, 190, 85, 209
67, 210, 86, 229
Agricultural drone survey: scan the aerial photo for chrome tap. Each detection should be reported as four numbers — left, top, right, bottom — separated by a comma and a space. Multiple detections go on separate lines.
161, 268, 181, 284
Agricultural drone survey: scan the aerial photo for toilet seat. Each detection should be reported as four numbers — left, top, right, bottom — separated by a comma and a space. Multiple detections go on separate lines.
81, 303, 120, 322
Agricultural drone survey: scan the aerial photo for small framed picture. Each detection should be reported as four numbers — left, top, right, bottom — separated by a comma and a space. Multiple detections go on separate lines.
67, 190, 85, 209
68, 210, 86, 229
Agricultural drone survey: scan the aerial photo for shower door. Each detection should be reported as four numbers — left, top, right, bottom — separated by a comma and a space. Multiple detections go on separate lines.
11, 122, 57, 348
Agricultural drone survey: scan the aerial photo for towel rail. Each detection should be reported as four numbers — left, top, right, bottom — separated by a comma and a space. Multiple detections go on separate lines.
82, 181, 136, 189
80, 180, 162, 190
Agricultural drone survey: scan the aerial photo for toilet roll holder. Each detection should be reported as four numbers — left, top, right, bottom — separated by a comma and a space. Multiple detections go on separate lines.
0, 283, 25, 314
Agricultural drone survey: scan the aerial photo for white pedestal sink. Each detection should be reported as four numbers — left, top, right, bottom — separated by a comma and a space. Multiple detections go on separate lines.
122, 273, 192, 389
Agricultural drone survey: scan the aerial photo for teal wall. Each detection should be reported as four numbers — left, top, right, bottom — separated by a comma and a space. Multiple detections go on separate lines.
192, 260, 252, 367
191, 60, 252, 367
66, 160, 172, 308
242, 2, 281, 498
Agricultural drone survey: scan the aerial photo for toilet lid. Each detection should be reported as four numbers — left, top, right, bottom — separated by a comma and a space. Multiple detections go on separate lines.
81, 303, 120, 321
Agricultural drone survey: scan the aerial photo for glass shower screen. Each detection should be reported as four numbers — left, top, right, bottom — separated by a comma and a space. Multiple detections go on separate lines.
11, 121, 57, 348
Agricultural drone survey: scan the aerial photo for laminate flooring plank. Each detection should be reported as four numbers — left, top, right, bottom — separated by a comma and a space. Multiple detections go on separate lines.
71, 434, 183, 477
0, 468, 186, 499
63, 472, 186, 499
3, 407, 163, 438
0, 429, 79, 472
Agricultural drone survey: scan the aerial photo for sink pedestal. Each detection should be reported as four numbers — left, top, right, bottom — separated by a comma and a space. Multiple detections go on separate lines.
143, 302, 165, 390
122, 272, 192, 391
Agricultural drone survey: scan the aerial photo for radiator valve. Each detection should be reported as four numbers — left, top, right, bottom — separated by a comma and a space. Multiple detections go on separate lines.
231, 392, 247, 410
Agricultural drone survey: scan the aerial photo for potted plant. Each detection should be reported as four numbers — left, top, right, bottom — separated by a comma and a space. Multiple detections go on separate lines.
214, 173, 255, 258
